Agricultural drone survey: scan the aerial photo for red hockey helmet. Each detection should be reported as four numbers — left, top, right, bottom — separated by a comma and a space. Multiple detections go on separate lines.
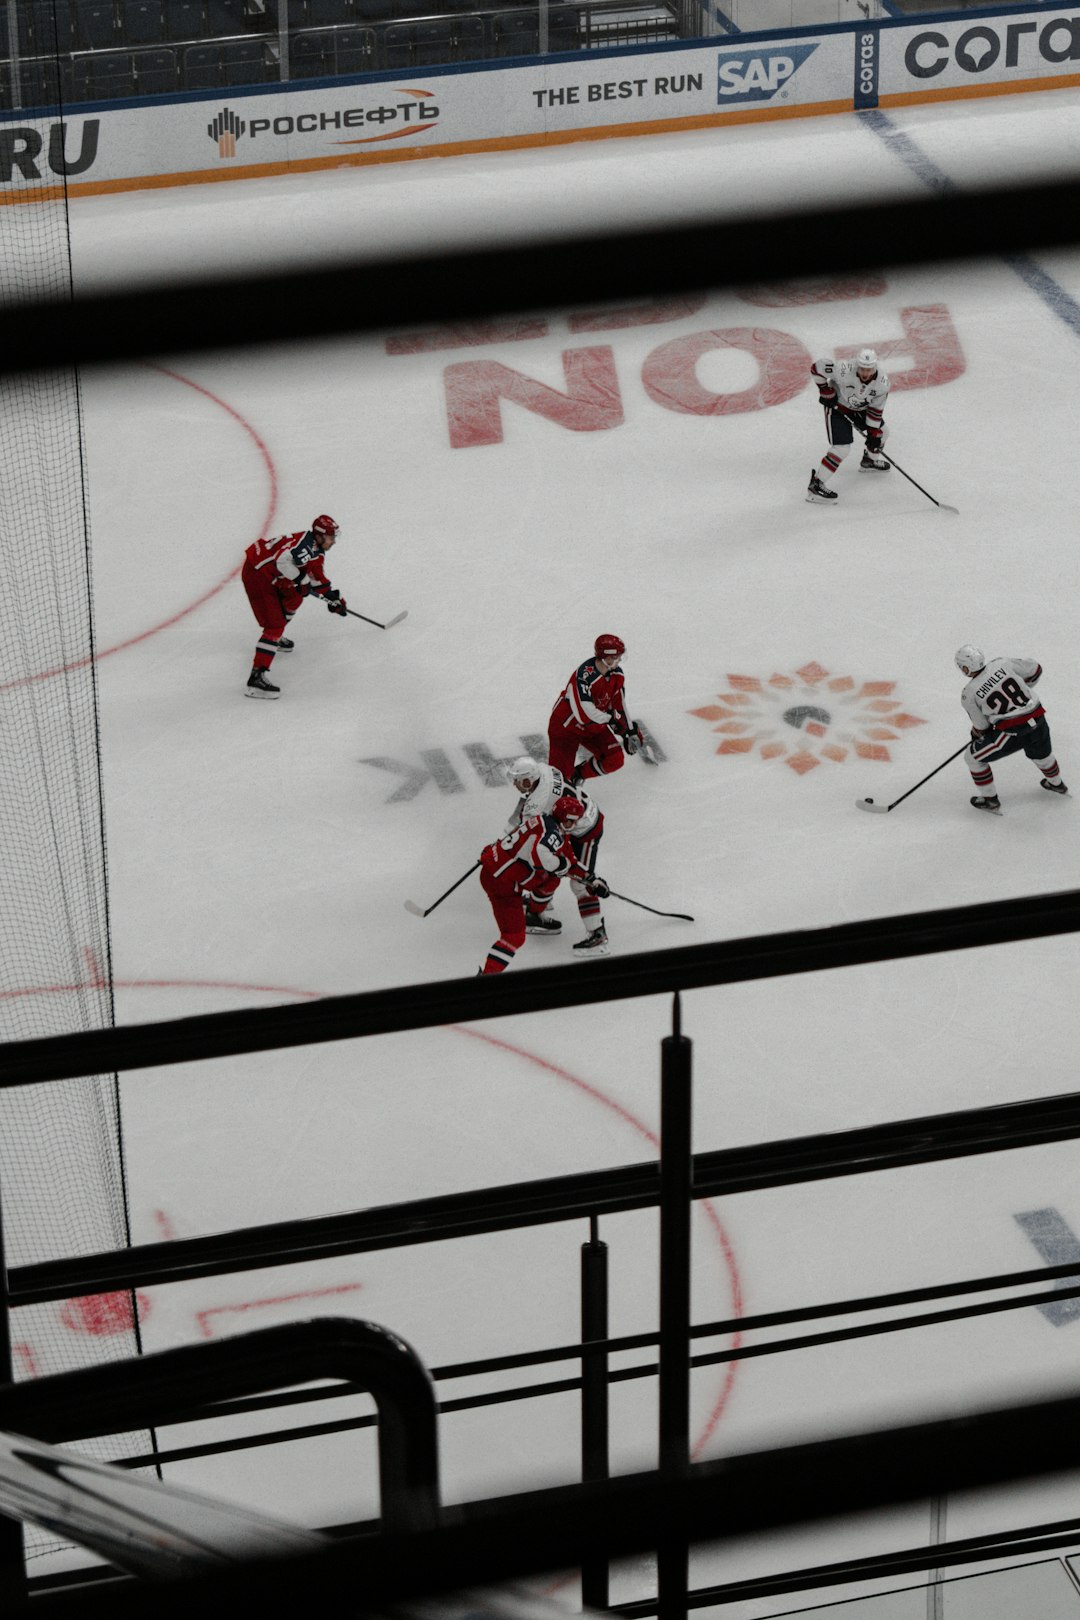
552, 793, 585, 827
594, 634, 625, 661
312, 514, 339, 542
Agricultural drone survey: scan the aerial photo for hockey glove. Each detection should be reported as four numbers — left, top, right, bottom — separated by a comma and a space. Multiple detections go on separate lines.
865, 430, 884, 454
585, 877, 610, 899
324, 591, 348, 616
621, 725, 643, 757
817, 388, 837, 410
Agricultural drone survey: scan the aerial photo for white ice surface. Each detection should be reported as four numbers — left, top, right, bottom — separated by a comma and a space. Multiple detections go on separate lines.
23, 86, 1080, 1610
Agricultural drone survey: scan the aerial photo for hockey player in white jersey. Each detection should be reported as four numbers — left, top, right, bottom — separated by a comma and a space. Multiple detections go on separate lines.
807, 348, 890, 503
505, 757, 610, 955
955, 646, 1068, 813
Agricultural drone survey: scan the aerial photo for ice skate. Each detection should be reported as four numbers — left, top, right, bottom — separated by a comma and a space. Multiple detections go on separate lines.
1041, 778, 1068, 795
806, 469, 837, 504
525, 912, 562, 936
860, 449, 890, 472
245, 668, 280, 699
276, 636, 295, 652
573, 924, 609, 958
970, 795, 1001, 815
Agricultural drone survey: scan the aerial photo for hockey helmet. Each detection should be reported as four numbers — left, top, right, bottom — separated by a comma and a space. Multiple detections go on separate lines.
506, 755, 540, 786
594, 634, 626, 661
955, 645, 986, 676
552, 793, 585, 827
855, 348, 879, 376
312, 514, 339, 542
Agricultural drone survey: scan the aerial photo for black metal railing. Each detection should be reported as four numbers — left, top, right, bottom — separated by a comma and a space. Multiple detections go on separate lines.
1, 74, 1079, 1618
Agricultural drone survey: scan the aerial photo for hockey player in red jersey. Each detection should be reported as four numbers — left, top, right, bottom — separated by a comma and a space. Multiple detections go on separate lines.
506, 757, 611, 956
548, 634, 643, 782
478, 794, 605, 974
241, 514, 347, 699
955, 645, 1068, 814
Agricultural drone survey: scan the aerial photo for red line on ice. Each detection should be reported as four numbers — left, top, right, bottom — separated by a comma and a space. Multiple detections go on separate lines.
16, 976, 745, 1450
0, 364, 278, 691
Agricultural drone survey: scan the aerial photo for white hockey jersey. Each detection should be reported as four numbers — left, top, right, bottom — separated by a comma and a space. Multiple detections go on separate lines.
505, 763, 600, 839
961, 656, 1045, 733
811, 356, 890, 423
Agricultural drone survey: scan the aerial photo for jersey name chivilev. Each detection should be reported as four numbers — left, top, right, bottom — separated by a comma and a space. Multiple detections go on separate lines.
961, 656, 1045, 732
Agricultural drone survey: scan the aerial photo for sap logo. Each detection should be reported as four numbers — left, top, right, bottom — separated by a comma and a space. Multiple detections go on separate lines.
717, 43, 817, 104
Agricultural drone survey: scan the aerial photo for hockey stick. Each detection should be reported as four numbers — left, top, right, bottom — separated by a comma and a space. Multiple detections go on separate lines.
607, 888, 694, 922
345, 607, 408, 630
405, 861, 481, 918
878, 450, 958, 515
855, 743, 970, 814
854, 423, 958, 514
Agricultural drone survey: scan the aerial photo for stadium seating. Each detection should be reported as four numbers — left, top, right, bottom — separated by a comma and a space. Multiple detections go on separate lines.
327, 22, 370, 71
289, 27, 326, 73
0, 0, 600, 106
384, 14, 485, 65
21, 48, 74, 101
549, 6, 578, 48
75, 0, 117, 47
307, 0, 351, 25
181, 38, 220, 80
204, 0, 247, 36
491, 10, 537, 55
133, 41, 176, 87
454, 14, 483, 57
33, 1, 78, 52
164, 0, 206, 39
82, 46, 138, 93
122, 0, 164, 42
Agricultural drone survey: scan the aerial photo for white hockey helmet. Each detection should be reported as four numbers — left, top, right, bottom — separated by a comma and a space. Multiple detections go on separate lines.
955, 645, 986, 676
506, 755, 540, 786
855, 347, 879, 375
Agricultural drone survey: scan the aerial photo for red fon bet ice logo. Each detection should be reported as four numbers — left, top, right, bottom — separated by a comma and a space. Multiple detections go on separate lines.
691, 662, 926, 775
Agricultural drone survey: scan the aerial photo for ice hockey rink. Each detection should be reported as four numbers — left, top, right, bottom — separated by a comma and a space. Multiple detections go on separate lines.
28, 81, 1080, 1610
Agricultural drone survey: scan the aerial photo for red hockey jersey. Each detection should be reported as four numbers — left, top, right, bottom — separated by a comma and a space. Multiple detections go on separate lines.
245, 531, 335, 597
552, 657, 628, 736
482, 815, 587, 888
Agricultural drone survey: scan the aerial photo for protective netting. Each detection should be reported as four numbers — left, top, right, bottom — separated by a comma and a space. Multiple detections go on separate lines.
0, 65, 153, 1562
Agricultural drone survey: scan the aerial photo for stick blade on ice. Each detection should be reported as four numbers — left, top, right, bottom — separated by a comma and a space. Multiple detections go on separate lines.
855, 798, 890, 814
383, 610, 408, 629
404, 900, 427, 917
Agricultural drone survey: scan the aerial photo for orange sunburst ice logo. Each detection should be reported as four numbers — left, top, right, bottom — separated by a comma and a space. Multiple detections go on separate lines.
690, 662, 927, 775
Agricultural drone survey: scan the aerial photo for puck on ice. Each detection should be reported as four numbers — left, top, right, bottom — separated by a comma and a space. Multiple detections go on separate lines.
866, 798, 873, 804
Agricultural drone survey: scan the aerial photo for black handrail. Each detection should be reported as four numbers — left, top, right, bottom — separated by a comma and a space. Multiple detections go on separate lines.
0, 888, 1078, 1087
0, 1319, 440, 1535
14, 1073, 1080, 1301
20, 1382, 1080, 1618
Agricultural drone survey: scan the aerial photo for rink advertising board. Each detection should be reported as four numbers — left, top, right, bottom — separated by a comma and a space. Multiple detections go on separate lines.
1, 2, 1078, 199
